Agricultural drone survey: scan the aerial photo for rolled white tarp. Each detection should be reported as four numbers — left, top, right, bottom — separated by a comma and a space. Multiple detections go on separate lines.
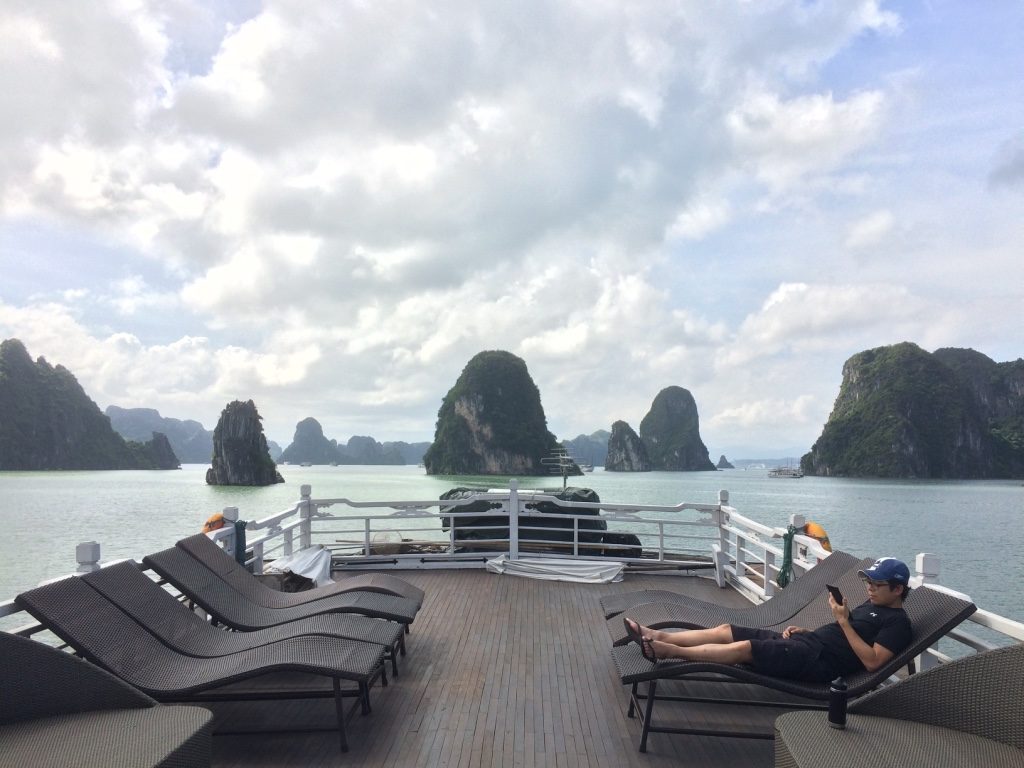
264, 545, 333, 586
485, 554, 624, 583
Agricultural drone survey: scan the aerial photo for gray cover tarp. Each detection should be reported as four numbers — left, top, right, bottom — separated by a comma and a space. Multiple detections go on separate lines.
485, 554, 624, 583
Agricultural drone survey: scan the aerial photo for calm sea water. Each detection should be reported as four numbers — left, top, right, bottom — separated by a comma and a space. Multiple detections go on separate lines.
1, 465, 1021, 625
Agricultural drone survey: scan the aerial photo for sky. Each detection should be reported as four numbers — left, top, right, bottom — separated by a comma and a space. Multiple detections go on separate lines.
1, 1, 1022, 458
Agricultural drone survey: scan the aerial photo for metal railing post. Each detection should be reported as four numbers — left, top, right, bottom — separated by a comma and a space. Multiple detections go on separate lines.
509, 479, 519, 560
300, 485, 312, 549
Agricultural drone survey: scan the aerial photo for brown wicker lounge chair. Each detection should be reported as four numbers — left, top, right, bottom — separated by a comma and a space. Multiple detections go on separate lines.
143, 546, 418, 630
610, 559, 874, 646
0, 631, 212, 768
83, 561, 406, 677
611, 585, 977, 752
15, 576, 389, 754
178, 533, 425, 607
599, 550, 862, 619
774, 641, 1024, 767
607, 555, 873, 645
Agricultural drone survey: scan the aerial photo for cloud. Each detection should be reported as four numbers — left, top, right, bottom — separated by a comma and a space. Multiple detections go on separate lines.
989, 134, 1024, 188
2, 1, 1021, 456
844, 209, 895, 250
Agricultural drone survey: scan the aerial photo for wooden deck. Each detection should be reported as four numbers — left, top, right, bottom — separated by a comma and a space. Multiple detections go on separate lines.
208, 568, 781, 768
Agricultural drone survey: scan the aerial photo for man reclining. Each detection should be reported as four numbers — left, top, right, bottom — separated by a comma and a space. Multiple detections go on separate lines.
624, 557, 912, 683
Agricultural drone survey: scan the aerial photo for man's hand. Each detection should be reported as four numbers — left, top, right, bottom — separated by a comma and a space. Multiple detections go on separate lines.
781, 625, 806, 638
828, 592, 850, 624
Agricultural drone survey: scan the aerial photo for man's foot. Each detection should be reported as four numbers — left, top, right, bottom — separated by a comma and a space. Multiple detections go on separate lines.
623, 617, 644, 645
639, 635, 659, 663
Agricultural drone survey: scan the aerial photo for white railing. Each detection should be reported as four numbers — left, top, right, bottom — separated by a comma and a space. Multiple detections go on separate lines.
3, 484, 1022, 661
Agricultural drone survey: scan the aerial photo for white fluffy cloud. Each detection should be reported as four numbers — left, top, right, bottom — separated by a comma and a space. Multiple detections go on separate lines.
0, 1, 1021, 455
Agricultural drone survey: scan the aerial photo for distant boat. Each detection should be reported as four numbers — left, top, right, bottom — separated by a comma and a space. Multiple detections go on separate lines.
578, 463, 594, 473
300, 462, 312, 467
768, 467, 804, 478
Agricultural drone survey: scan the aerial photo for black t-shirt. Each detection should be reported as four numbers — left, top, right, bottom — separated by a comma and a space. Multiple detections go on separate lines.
810, 600, 912, 675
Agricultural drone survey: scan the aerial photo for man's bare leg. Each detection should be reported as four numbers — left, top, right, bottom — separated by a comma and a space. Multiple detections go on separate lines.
647, 638, 755, 665
626, 619, 736, 647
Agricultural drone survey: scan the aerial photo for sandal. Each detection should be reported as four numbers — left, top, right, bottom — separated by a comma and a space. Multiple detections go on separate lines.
640, 636, 658, 664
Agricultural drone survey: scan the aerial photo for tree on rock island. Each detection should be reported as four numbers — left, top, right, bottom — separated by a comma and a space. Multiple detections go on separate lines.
206, 400, 284, 486
424, 350, 576, 476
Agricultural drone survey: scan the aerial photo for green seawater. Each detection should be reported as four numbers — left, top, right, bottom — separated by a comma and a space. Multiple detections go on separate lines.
1, 465, 1021, 625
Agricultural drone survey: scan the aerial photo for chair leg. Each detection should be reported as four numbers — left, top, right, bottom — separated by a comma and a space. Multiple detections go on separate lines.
333, 678, 349, 753
628, 682, 637, 717
640, 679, 657, 753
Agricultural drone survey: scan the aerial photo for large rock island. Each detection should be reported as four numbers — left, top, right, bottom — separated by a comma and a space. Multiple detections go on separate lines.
604, 420, 651, 471
0, 338, 179, 470
206, 400, 284, 485
801, 343, 1024, 478
423, 350, 575, 475
638, 386, 716, 471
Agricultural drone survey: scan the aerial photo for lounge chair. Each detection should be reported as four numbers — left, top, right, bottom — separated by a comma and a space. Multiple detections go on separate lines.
774, 641, 1024, 767
607, 557, 873, 646
599, 550, 862, 619
0, 631, 212, 768
610, 584, 976, 752
15, 576, 389, 754
143, 546, 419, 631
178, 533, 425, 607
83, 561, 406, 677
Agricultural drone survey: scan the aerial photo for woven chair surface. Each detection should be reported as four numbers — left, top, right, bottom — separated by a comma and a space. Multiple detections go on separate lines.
143, 547, 417, 629
15, 576, 386, 697
0, 705, 212, 768
850, 641, 1024, 749
599, 550, 861, 619
774, 711, 1024, 768
1, 631, 153, 725
83, 561, 404, 655
177, 533, 425, 607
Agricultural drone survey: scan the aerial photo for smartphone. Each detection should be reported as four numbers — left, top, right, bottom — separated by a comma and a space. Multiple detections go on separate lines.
826, 584, 844, 604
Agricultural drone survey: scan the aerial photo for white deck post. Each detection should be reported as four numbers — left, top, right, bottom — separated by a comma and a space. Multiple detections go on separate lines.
300, 484, 312, 550
712, 490, 730, 587
914, 553, 940, 585
509, 479, 519, 560
222, 506, 239, 558
76, 541, 101, 573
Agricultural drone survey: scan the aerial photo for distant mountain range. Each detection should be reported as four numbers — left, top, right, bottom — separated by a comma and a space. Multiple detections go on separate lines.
278, 417, 430, 465
106, 406, 283, 463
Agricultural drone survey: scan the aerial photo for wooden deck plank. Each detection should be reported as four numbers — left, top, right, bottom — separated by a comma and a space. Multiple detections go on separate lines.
209, 568, 775, 767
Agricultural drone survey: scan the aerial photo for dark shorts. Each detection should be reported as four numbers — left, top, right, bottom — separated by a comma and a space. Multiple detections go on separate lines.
731, 626, 835, 682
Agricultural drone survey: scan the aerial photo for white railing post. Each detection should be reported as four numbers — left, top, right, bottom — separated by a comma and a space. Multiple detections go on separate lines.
283, 527, 293, 558
251, 541, 264, 574
712, 490, 730, 587
573, 517, 579, 557
76, 541, 101, 573
914, 553, 942, 670
364, 519, 372, 556
300, 485, 312, 549
222, 506, 239, 558
914, 553, 940, 585
509, 479, 519, 560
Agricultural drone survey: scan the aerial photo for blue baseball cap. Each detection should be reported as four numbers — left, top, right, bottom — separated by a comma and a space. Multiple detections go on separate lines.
858, 557, 910, 585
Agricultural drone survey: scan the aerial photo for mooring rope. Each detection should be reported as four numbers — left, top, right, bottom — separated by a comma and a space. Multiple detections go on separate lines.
776, 523, 798, 588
